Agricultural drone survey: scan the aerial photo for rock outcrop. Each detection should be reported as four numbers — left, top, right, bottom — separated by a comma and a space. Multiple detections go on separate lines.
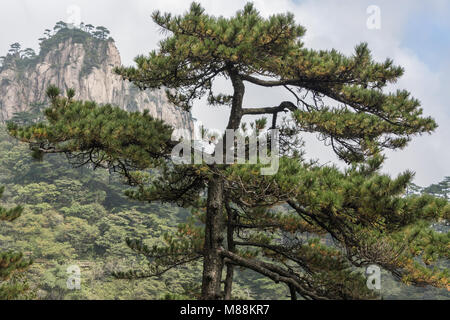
0, 28, 193, 132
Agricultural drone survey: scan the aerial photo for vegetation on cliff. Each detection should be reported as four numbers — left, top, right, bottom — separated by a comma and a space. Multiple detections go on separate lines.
0, 21, 112, 75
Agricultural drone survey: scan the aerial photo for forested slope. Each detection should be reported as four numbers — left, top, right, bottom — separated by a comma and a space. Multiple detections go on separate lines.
0, 125, 448, 299
0, 125, 289, 299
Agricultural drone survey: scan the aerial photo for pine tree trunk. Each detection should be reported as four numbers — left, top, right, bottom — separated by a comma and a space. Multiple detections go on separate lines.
224, 200, 236, 300
201, 173, 225, 299
223, 263, 234, 300
201, 67, 244, 300
289, 284, 297, 300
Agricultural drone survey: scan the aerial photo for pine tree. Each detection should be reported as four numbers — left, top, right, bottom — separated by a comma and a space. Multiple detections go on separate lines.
53, 21, 67, 33
85, 24, 95, 34
423, 177, 449, 200
21, 48, 36, 60
0, 186, 32, 300
8, 43, 21, 56
93, 26, 110, 40
8, 3, 449, 300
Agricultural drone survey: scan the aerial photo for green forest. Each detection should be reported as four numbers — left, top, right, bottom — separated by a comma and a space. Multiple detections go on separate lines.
0, 125, 292, 299
0, 125, 448, 299
1, 3, 449, 301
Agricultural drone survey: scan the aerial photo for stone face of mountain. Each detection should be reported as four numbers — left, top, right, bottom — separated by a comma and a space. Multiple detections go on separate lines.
0, 29, 193, 132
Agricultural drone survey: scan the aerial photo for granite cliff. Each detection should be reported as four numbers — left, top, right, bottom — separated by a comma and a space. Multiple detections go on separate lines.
0, 26, 193, 131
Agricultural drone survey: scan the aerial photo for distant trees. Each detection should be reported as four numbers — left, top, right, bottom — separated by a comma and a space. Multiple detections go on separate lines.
0, 44, 37, 71
423, 177, 449, 200
6, 44, 34, 59
85, 24, 95, 33
0, 21, 113, 73
21, 48, 36, 60
8, 43, 21, 56
53, 21, 68, 33
93, 26, 110, 40
0, 186, 32, 299
10, 102, 46, 126
38, 22, 111, 41
44, 29, 52, 38
407, 177, 449, 200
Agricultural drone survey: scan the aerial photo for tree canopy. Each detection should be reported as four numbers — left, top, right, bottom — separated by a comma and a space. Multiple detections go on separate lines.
0, 186, 31, 299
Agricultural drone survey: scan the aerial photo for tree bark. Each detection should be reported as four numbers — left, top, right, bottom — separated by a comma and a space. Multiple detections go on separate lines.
226, 70, 245, 131
223, 263, 234, 300
289, 284, 297, 300
201, 173, 225, 299
201, 67, 245, 300
222, 69, 245, 299
224, 201, 236, 300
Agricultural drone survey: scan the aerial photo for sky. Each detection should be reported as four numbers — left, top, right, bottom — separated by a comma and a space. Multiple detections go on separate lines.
0, 0, 449, 186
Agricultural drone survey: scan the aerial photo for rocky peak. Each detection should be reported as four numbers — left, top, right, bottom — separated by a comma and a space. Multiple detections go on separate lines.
0, 26, 193, 132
